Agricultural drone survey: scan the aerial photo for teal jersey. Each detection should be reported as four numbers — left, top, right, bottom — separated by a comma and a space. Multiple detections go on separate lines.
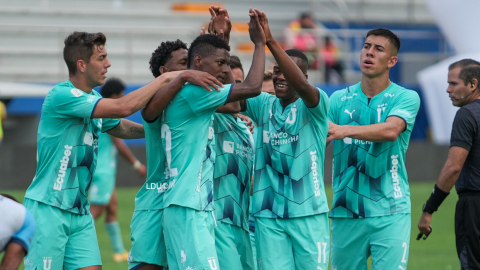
213, 113, 255, 231
328, 82, 420, 218
95, 132, 117, 176
244, 90, 330, 219
134, 116, 166, 210
25, 80, 120, 215
160, 83, 233, 211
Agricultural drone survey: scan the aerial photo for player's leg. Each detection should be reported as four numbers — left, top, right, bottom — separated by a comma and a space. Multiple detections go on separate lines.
163, 206, 218, 270
287, 213, 329, 270
89, 173, 115, 220
104, 190, 128, 261
330, 217, 369, 270
370, 213, 411, 270
23, 198, 69, 270
455, 195, 480, 269
89, 204, 106, 220
254, 217, 295, 269
128, 209, 168, 270
63, 211, 102, 270
234, 225, 255, 270
215, 222, 244, 270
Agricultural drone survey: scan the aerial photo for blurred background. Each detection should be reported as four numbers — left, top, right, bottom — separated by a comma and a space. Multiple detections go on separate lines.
0, 0, 475, 269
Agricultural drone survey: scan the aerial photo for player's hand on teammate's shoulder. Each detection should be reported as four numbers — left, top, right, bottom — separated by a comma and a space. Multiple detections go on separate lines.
181, 70, 224, 92
238, 114, 254, 134
254, 9, 273, 44
248, 8, 266, 46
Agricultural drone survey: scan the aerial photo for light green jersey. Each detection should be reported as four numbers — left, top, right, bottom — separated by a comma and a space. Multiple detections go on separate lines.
213, 113, 255, 231
160, 83, 233, 211
244, 90, 330, 219
25, 80, 120, 215
328, 82, 420, 218
134, 116, 166, 210
95, 132, 117, 176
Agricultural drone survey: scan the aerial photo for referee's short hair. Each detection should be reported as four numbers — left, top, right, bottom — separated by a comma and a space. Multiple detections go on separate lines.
449, 59, 480, 86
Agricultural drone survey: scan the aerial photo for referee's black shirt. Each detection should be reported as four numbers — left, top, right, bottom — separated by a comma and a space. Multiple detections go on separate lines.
451, 99, 480, 194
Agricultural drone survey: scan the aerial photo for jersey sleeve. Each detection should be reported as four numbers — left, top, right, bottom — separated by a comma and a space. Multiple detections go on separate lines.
187, 84, 234, 116
101, 118, 121, 132
450, 108, 477, 151
243, 92, 271, 124
50, 88, 102, 119
387, 90, 420, 132
328, 90, 342, 124
10, 208, 35, 253
306, 88, 329, 120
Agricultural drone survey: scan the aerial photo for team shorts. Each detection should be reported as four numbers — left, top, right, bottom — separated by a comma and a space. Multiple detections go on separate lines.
331, 213, 411, 270
255, 213, 330, 270
163, 205, 219, 270
455, 193, 480, 270
23, 198, 101, 270
215, 222, 254, 270
89, 173, 115, 205
128, 209, 168, 270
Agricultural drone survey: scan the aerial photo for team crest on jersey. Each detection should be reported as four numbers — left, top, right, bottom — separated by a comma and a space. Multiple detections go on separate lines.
43, 257, 52, 270
207, 257, 218, 270
70, 88, 83, 98
286, 105, 297, 124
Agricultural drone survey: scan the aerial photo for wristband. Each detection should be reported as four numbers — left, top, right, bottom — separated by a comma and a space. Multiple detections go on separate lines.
423, 184, 449, 214
133, 160, 141, 170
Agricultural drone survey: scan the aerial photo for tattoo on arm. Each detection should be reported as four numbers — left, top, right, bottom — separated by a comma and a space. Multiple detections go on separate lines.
130, 127, 144, 136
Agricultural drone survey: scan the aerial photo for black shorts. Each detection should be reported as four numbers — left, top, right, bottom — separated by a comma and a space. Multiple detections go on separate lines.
455, 193, 480, 270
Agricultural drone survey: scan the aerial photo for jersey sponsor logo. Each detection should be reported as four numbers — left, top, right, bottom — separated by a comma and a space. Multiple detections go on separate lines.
146, 179, 176, 193
384, 93, 395, 98
23, 258, 33, 266
224, 141, 254, 160
70, 88, 83, 98
285, 106, 297, 124
87, 95, 95, 103
43, 257, 52, 270
84, 132, 93, 146
207, 257, 218, 270
223, 141, 234, 153
394, 109, 411, 117
311, 150, 321, 197
53, 145, 73, 191
340, 93, 357, 101
343, 137, 371, 145
391, 154, 403, 198
263, 130, 299, 146
185, 267, 198, 270
344, 109, 355, 119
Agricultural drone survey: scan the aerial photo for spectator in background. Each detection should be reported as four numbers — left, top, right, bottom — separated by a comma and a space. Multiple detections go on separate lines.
262, 70, 275, 95
321, 36, 344, 83
0, 100, 6, 144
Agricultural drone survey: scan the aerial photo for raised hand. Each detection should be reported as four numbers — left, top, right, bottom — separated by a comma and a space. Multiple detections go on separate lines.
182, 70, 224, 92
248, 8, 266, 46
208, 5, 232, 43
254, 9, 273, 43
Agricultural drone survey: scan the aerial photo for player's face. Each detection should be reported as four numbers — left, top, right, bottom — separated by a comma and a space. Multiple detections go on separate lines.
360, 35, 397, 78
200, 48, 230, 84
85, 45, 111, 87
447, 67, 471, 107
262, 80, 275, 95
231, 68, 244, 83
164, 48, 188, 72
272, 56, 302, 100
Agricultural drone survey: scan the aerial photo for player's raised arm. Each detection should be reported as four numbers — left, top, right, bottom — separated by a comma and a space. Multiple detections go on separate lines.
227, 9, 266, 102
106, 119, 145, 139
256, 9, 319, 107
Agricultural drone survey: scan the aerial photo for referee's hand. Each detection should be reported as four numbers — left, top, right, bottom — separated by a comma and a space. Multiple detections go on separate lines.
417, 212, 433, 236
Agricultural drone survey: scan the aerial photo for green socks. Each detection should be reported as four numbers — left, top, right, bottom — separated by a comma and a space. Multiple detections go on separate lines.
105, 221, 126, 253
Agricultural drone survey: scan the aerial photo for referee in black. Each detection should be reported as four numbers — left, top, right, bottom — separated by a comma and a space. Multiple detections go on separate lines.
418, 58, 480, 269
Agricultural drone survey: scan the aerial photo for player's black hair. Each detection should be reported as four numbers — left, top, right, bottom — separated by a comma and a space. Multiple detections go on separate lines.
1, 194, 18, 202
63, 31, 107, 76
100, 78, 125, 98
188, 34, 230, 68
229, 55, 243, 73
150, 39, 188, 78
285, 49, 309, 74
366, 28, 401, 55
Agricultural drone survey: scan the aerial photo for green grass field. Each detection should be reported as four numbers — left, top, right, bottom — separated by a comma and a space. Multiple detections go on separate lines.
2, 182, 459, 270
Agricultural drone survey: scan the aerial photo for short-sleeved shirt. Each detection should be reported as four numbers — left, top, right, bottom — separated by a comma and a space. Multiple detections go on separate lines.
243, 89, 330, 219
95, 132, 117, 176
25, 80, 120, 215
133, 116, 166, 210
213, 113, 255, 231
451, 100, 480, 193
0, 195, 34, 253
160, 83, 233, 211
328, 82, 420, 218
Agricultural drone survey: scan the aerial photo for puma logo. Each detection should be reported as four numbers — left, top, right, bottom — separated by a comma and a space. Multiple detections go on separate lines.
344, 109, 355, 119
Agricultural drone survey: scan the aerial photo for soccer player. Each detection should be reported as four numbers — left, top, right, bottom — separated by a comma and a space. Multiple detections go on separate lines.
0, 195, 35, 270
22, 31, 211, 270
88, 78, 147, 262
418, 59, 480, 269
242, 10, 330, 270
327, 29, 420, 270
129, 9, 266, 270
262, 70, 275, 95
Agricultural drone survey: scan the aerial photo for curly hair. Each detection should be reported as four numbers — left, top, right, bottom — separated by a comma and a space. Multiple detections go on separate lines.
188, 34, 230, 68
149, 39, 188, 78
63, 31, 106, 76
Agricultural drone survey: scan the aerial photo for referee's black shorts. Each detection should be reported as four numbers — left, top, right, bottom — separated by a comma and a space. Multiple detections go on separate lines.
455, 193, 480, 270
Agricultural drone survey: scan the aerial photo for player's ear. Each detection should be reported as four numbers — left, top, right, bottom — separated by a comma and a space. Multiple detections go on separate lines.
159, 66, 169, 74
194, 55, 203, 68
387, 56, 398, 69
77, 59, 87, 73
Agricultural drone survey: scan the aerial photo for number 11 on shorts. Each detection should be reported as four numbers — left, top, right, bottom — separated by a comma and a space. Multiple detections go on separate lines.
317, 242, 328, 264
